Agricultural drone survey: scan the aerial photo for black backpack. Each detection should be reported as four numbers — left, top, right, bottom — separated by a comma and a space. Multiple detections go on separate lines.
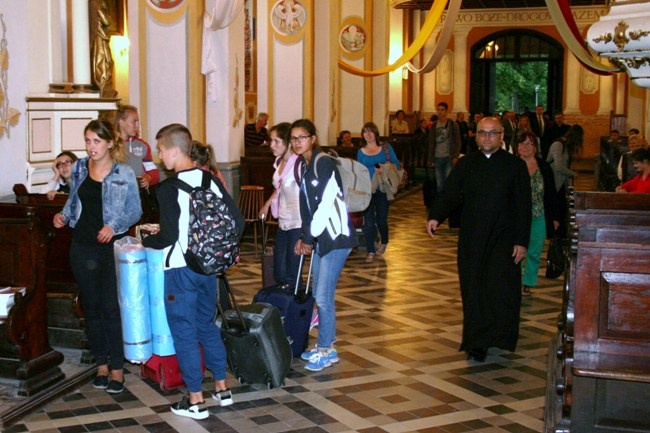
166, 171, 240, 275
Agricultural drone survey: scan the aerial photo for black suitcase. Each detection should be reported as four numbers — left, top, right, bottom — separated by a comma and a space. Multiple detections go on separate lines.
253, 252, 315, 357
216, 274, 292, 389
261, 217, 277, 288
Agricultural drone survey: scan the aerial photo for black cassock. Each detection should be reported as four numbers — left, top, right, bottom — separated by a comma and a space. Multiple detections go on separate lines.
429, 149, 531, 352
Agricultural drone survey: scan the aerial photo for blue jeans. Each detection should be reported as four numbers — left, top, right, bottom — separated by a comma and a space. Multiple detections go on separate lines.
312, 246, 351, 350
70, 242, 124, 370
274, 227, 302, 287
164, 267, 228, 392
523, 215, 546, 287
435, 157, 452, 192
363, 191, 390, 253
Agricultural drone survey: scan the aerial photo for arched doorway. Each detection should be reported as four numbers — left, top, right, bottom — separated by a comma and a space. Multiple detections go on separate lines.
470, 30, 564, 116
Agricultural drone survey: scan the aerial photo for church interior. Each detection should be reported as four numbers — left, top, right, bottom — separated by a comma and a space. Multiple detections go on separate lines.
0, 0, 649, 431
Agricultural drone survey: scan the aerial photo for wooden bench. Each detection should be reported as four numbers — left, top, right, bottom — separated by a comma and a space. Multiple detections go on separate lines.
545, 191, 650, 433
3, 185, 86, 352
0, 208, 65, 396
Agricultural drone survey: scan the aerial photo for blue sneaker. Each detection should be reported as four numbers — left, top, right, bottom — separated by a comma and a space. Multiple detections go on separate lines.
304, 352, 332, 372
301, 347, 339, 364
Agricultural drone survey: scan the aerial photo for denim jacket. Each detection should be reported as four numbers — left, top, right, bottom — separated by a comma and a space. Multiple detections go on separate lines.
60, 157, 143, 235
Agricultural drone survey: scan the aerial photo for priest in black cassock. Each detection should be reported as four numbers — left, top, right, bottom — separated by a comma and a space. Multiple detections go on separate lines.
426, 116, 532, 362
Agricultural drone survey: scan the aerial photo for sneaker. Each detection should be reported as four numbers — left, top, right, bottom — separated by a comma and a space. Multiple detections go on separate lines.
301, 347, 339, 363
93, 375, 108, 389
304, 352, 333, 371
171, 396, 209, 420
375, 243, 386, 256
212, 388, 234, 407
106, 380, 125, 394
309, 310, 319, 331
366, 253, 376, 263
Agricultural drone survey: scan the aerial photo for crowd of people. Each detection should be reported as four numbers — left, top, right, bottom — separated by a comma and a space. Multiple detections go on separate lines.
39, 105, 648, 422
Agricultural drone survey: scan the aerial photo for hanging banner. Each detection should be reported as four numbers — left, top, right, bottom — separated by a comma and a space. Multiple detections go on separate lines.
406, 0, 461, 74
338, 0, 449, 77
546, 0, 619, 75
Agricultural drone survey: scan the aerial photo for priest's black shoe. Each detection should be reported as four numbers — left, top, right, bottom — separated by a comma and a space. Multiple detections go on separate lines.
467, 347, 488, 362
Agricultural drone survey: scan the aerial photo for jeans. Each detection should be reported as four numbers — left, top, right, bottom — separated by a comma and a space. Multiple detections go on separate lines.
164, 267, 228, 392
363, 191, 390, 253
70, 242, 124, 370
273, 227, 302, 286
435, 157, 453, 192
523, 215, 547, 287
312, 246, 351, 350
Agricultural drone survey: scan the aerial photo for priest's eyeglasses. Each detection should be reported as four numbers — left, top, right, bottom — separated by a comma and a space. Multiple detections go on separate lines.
290, 135, 313, 144
477, 130, 503, 137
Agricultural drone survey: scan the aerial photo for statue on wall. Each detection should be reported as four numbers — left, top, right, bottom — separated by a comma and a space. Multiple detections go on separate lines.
90, 0, 117, 98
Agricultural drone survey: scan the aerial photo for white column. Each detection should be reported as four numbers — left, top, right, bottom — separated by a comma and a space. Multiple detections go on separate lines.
564, 54, 580, 114
71, 0, 91, 85
598, 74, 614, 115
452, 29, 468, 114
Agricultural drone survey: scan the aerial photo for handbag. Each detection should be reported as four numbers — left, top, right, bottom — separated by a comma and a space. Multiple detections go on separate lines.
383, 144, 407, 190
545, 236, 566, 279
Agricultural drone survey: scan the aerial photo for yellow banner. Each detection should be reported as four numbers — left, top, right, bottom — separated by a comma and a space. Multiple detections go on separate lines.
338, 0, 449, 77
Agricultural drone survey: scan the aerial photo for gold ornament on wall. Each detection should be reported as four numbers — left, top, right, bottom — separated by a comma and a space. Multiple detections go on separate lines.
0, 14, 20, 139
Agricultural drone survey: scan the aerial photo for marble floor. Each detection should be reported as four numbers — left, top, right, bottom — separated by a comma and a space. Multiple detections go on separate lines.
4, 177, 593, 433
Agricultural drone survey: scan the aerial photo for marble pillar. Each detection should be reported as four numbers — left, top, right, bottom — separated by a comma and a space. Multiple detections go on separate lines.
452, 29, 468, 114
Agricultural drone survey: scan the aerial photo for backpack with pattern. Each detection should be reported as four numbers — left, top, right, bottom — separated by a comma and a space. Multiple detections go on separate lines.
166, 171, 240, 275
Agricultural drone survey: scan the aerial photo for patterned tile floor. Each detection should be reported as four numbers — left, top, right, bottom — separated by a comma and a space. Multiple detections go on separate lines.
5, 175, 595, 433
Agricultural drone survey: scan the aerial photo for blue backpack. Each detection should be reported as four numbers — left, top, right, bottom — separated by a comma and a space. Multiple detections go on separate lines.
166, 171, 240, 275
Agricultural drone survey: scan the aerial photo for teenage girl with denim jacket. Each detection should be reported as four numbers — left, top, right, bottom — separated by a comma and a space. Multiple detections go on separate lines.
291, 118, 357, 372
54, 119, 142, 394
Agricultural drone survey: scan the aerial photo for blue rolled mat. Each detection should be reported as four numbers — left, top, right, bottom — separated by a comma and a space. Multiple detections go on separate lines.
146, 248, 175, 356
116, 245, 153, 363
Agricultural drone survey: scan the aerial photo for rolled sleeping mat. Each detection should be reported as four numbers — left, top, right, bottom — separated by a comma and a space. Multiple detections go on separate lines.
115, 238, 152, 363
145, 248, 175, 356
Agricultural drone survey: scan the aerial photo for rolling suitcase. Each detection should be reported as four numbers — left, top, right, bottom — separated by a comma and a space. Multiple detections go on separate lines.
253, 252, 315, 357
261, 217, 277, 288
216, 274, 292, 389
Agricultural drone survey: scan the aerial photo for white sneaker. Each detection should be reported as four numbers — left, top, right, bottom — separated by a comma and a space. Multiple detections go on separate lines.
171, 396, 208, 420
212, 388, 234, 407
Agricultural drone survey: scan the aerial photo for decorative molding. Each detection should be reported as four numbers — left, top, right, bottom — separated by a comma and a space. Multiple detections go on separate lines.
580, 68, 599, 94
270, 0, 307, 44
0, 14, 20, 139
586, 2, 650, 88
339, 16, 367, 60
436, 50, 453, 95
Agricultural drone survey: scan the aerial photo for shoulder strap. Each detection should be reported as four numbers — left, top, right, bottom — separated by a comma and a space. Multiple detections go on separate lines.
200, 169, 212, 189
313, 152, 329, 179
165, 176, 193, 194
383, 143, 391, 162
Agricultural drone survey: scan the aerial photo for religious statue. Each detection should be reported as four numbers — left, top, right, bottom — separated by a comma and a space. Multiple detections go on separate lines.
91, 0, 117, 97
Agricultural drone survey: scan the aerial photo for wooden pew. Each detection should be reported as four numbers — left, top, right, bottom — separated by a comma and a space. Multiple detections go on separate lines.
545, 191, 650, 433
0, 208, 64, 396
3, 185, 86, 352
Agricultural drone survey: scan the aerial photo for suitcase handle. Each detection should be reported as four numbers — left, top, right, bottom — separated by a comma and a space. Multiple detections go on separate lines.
295, 250, 314, 296
216, 273, 248, 334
